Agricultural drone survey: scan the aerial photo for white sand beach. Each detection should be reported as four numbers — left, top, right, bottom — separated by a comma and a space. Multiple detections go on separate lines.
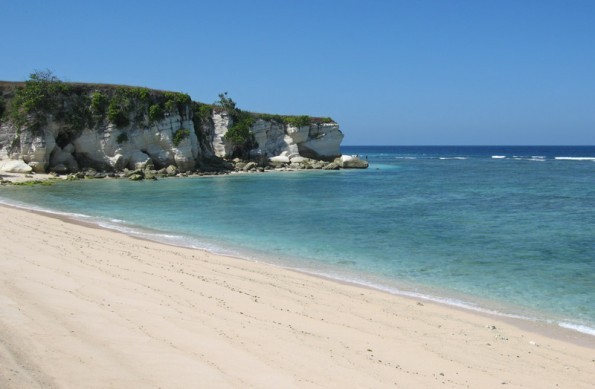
0, 204, 593, 388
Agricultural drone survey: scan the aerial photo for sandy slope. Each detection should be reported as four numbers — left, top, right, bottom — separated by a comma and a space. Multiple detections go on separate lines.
0, 205, 593, 388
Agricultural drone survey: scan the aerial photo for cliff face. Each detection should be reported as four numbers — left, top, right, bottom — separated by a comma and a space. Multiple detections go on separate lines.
0, 79, 354, 175
0, 105, 204, 174
210, 112, 344, 161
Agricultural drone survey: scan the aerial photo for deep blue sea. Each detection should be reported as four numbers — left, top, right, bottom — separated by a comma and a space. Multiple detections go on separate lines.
1, 146, 594, 335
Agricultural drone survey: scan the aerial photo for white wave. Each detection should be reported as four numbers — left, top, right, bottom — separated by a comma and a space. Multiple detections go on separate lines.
491, 155, 506, 159
0, 198, 91, 220
555, 157, 595, 161
95, 219, 242, 258
508, 156, 548, 162
293, 268, 534, 323
439, 157, 468, 160
558, 322, 595, 336
529, 156, 546, 162
290, 267, 595, 339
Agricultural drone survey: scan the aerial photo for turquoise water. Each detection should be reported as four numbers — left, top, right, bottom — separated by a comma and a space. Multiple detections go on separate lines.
1, 146, 594, 335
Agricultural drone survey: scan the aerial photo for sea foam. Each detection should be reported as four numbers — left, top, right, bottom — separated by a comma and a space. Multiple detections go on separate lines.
558, 322, 595, 336
555, 157, 595, 161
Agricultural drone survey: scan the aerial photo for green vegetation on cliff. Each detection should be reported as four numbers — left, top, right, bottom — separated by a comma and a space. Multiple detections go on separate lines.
173, 128, 191, 146
2, 71, 195, 132
283, 115, 311, 127
2, 72, 335, 134
0, 72, 338, 169
9, 71, 89, 133
0, 96, 6, 119
216, 92, 256, 158
210, 92, 337, 158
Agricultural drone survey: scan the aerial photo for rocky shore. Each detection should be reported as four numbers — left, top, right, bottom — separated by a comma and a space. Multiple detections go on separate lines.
0, 153, 369, 185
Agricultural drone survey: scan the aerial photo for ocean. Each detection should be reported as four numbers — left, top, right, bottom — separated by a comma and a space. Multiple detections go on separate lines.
1, 145, 594, 336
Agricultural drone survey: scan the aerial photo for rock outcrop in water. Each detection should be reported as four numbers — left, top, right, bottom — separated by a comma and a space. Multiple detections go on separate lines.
0, 74, 367, 175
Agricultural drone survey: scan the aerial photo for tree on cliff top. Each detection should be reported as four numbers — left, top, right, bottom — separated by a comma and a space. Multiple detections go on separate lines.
215, 92, 236, 111
11, 70, 66, 126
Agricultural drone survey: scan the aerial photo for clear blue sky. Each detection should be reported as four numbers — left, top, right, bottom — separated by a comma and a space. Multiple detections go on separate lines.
2, 0, 594, 145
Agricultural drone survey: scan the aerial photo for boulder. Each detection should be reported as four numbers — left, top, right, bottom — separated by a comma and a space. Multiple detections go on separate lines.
243, 162, 258, 171
0, 160, 33, 173
322, 162, 340, 170
311, 161, 328, 169
27, 161, 44, 173
269, 155, 290, 163
165, 165, 178, 176
123, 169, 143, 177
144, 169, 157, 180
268, 160, 287, 168
337, 155, 369, 169
289, 156, 307, 163
83, 169, 99, 179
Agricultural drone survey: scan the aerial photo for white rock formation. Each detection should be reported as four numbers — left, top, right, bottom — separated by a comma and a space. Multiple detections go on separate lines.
211, 118, 344, 161
78, 113, 197, 172
269, 155, 290, 163
299, 123, 344, 160
0, 159, 33, 173
0, 83, 352, 172
211, 112, 233, 158
2, 112, 199, 173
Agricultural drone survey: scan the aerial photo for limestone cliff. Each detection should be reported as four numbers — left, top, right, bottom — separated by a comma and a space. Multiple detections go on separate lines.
209, 111, 344, 161
0, 77, 363, 175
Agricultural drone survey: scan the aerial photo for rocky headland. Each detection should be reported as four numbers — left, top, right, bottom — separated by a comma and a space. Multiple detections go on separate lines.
0, 73, 367, 182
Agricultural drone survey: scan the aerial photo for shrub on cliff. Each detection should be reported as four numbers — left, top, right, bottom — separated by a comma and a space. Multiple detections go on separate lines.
90, 91, 107, 116
107, 88, 134, 127
173, 128, 191, 146
164, 92, 191, 119
9, 71, 95, 136
129, 87, 151, 103
215, 92, 257, 158
196, 104, 212, 121
10, 70, 70, 128
255, 113, 284, 123
107, 100, 130, 127
283, 115, 311, 127
224, 115, 254, 147
148, 104, 165, 123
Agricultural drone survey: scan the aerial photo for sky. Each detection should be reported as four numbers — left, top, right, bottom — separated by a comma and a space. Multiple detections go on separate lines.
1, 0, 594, 145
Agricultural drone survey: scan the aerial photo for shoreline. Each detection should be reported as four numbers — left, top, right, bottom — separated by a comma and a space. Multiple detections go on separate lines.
1, 203, 594, 388
2, 194, 595, 347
